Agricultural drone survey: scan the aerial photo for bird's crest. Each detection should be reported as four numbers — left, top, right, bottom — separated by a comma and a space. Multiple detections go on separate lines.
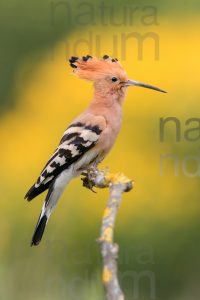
69, 55, 127, 81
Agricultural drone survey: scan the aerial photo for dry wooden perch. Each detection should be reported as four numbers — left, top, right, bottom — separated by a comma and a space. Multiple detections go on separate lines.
82, 168, 133, 300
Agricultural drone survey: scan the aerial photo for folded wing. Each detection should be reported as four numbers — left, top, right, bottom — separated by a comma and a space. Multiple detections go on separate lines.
25, 118, 105, 201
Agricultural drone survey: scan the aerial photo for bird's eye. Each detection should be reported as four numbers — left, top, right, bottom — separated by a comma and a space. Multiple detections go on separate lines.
111, 77, 118, 82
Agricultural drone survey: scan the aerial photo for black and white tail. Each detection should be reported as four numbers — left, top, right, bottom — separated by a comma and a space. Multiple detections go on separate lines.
31, 213, 48, 246
30, 185, 55, 246
30, 168, 74, 246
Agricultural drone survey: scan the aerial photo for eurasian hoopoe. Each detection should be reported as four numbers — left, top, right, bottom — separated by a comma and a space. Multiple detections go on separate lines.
25, 55, 166, 246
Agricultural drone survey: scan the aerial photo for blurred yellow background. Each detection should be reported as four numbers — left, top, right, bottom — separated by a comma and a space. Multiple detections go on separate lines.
1, 1, 200, 299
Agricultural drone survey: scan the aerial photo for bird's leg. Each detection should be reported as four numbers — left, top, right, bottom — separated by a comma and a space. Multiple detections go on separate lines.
81, 164, 99, 193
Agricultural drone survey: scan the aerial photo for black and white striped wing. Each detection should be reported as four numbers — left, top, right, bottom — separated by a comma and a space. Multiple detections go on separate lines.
25, 121, 103, 201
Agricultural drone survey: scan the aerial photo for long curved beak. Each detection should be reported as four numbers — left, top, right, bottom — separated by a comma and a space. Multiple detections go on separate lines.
126, 79, 167, 93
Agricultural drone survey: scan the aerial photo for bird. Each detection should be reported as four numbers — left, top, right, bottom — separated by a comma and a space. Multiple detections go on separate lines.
25, 54, 166, 246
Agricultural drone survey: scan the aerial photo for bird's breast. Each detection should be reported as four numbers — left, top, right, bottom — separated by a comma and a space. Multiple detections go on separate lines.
97, 106, 122, 156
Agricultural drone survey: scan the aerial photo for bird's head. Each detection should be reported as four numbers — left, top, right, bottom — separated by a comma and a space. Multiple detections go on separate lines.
69, 55, 166, 100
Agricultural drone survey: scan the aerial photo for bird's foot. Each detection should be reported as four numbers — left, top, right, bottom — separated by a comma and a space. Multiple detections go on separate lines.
81, 166, 99, 193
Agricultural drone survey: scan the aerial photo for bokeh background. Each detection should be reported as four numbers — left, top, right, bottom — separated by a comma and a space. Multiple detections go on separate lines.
1, 1, 200, 299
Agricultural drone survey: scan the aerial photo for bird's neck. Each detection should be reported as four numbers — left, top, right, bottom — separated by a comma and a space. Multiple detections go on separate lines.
87, 90, 123, 125
91, 89, 126, 107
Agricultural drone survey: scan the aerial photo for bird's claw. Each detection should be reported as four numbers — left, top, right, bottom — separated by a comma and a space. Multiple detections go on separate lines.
82, 178, 96, 193
81, 166, 98, 193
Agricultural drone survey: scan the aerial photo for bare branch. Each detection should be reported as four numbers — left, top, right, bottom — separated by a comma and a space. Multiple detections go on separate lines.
82, 169, 133, 300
